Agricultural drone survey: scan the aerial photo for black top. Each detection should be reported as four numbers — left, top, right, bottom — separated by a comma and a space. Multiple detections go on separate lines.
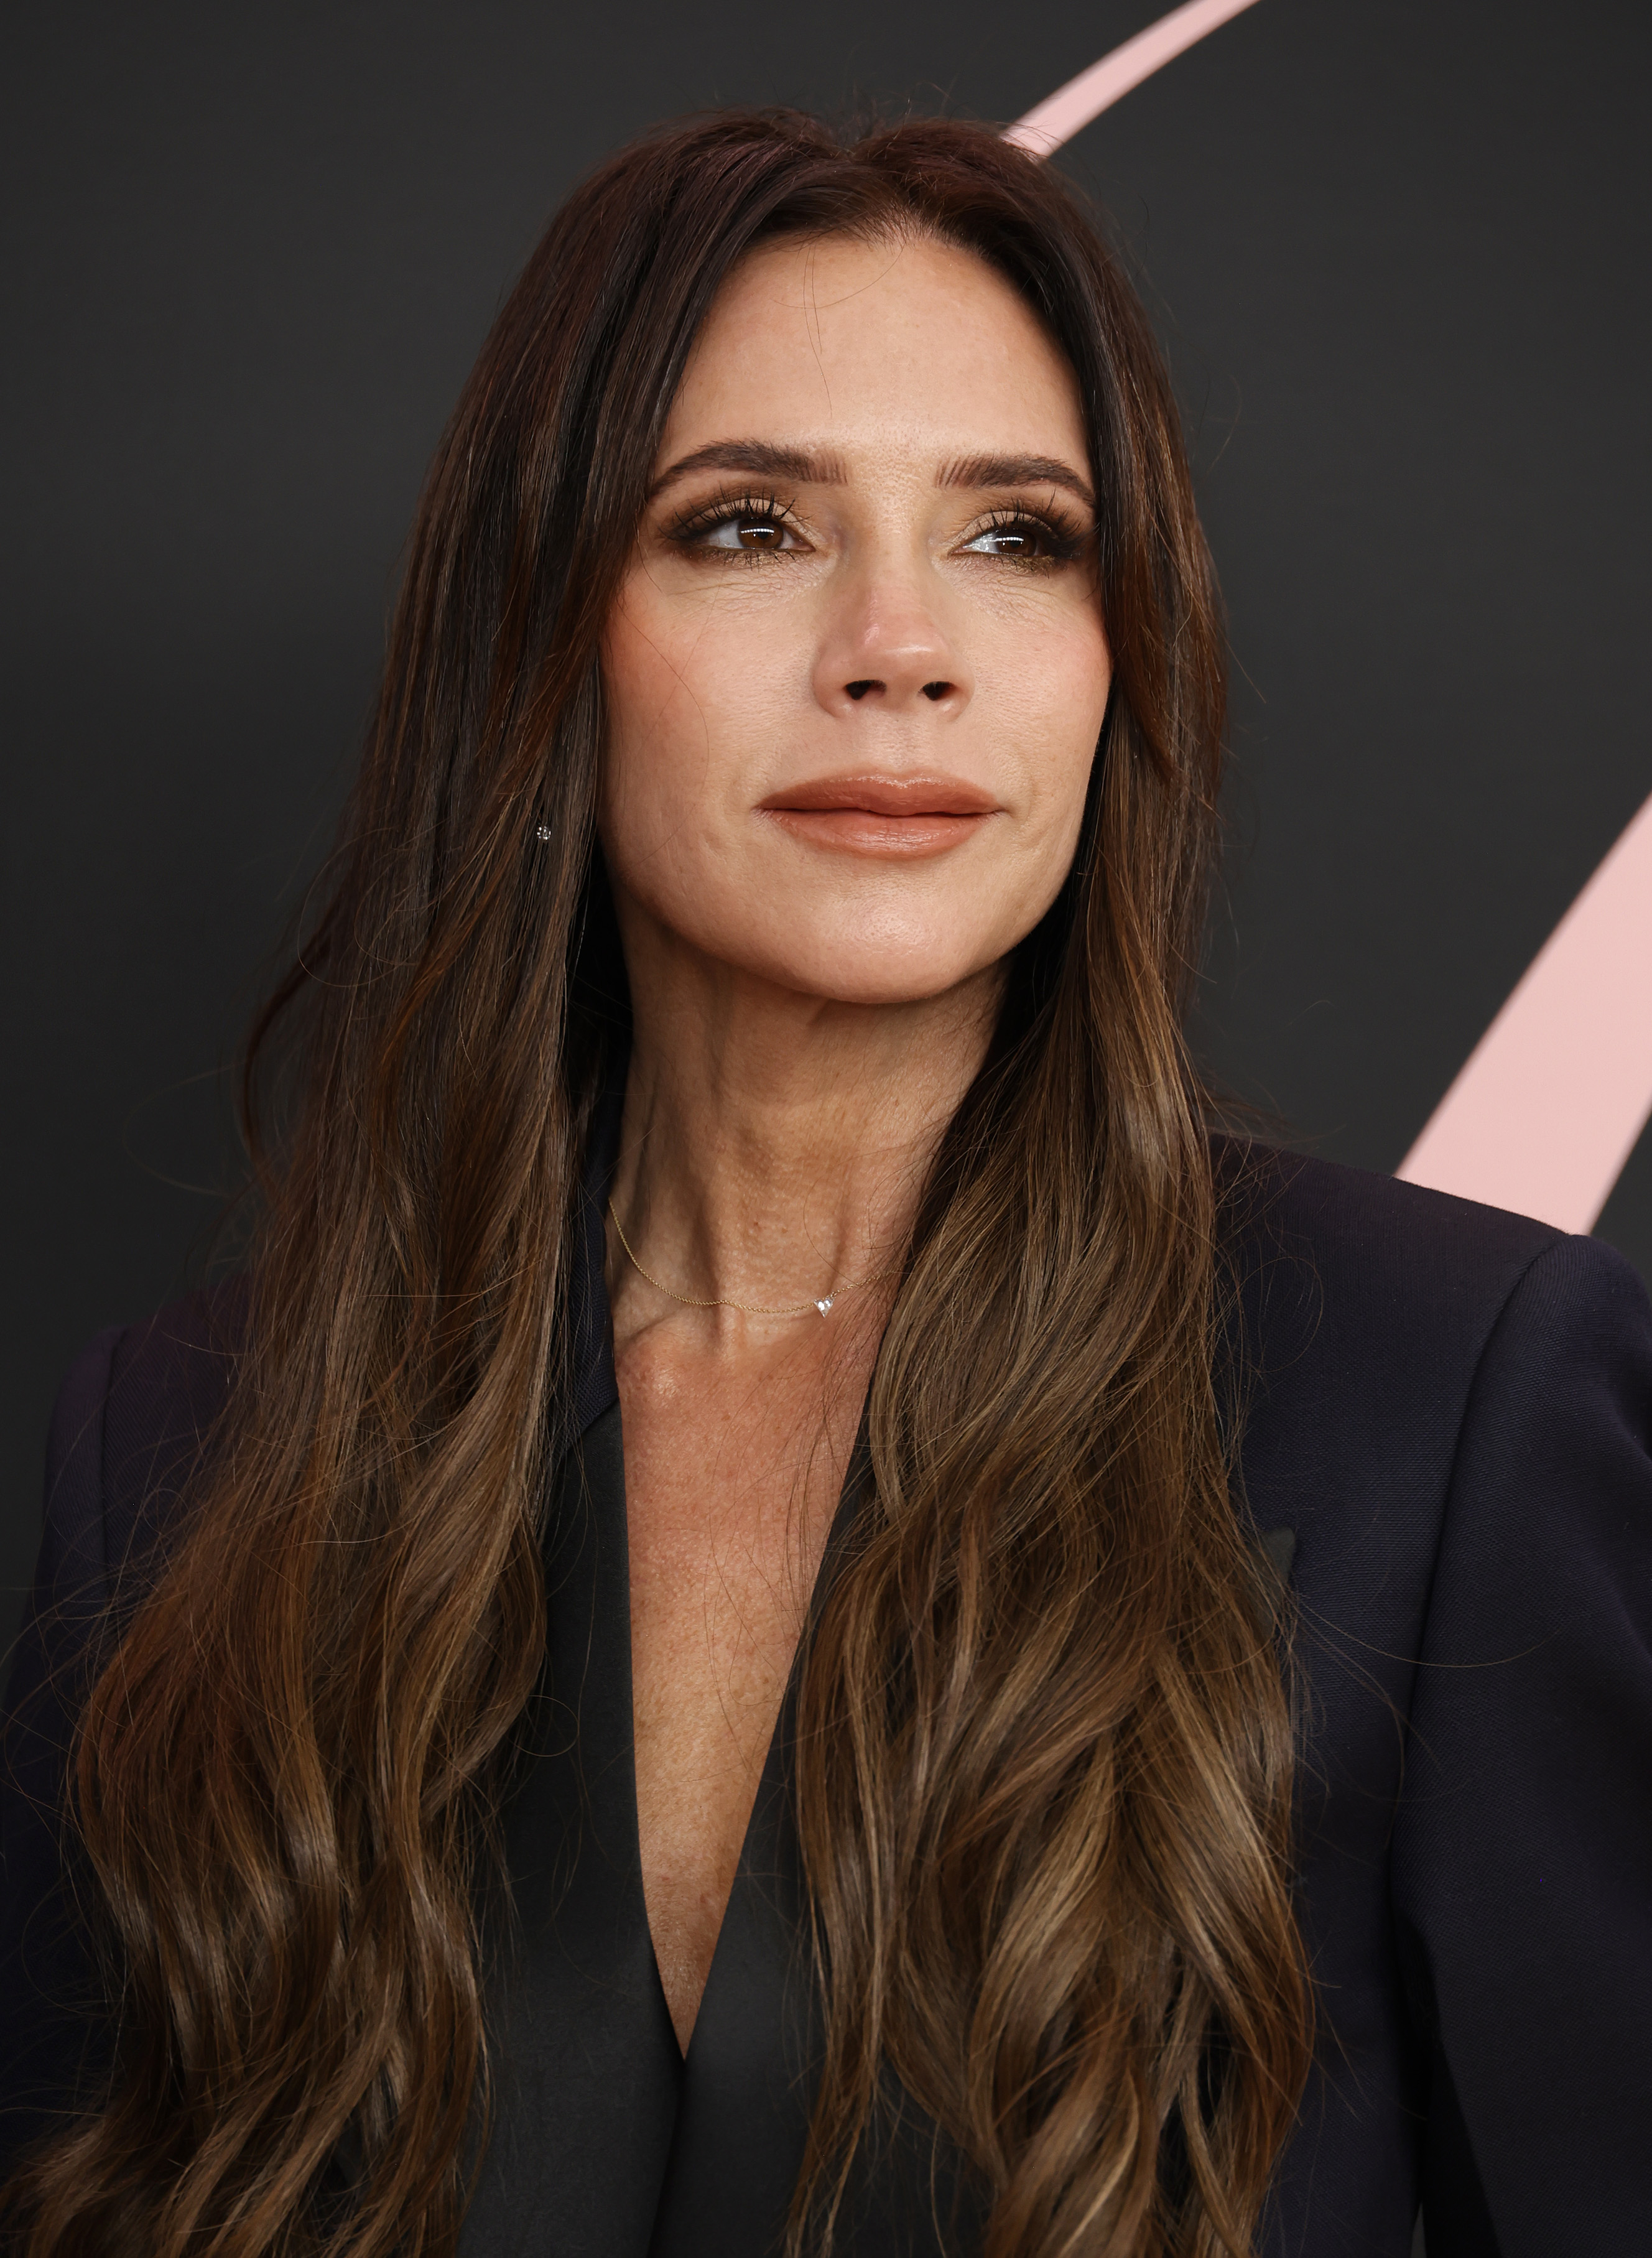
4, 1145, 1651, 2257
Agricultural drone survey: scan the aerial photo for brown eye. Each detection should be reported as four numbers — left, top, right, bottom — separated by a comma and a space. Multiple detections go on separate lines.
962, 519, 1061, 560
698, 513, 799, 552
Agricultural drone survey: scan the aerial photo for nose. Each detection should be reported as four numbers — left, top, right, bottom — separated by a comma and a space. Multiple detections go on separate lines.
811, 567, 972, 720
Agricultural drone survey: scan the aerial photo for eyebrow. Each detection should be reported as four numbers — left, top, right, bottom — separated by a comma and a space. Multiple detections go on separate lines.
649, 440, 847, 498
647, 439, 1096, 509
940, 453, 1095, 509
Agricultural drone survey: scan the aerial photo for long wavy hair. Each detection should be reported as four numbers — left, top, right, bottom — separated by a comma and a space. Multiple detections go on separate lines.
4, 111, 1309, 2258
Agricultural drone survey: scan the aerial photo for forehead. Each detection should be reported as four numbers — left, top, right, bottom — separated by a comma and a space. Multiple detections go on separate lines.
660, 231, 1088, 467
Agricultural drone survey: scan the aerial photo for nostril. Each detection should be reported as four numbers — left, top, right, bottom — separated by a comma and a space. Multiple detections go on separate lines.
922, 681, 952, 702
845, 679, 881, 702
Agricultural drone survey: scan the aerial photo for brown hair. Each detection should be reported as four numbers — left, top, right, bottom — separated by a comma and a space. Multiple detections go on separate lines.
4, 111, 1308, 2258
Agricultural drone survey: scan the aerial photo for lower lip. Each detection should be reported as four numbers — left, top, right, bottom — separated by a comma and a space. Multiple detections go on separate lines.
761, 807, 991, 859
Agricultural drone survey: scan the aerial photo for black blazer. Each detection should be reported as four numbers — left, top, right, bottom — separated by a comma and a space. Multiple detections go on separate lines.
4, 1149, 1651, 2257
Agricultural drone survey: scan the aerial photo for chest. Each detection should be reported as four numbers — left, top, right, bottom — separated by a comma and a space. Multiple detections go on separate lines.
614, 1326, 870, 2047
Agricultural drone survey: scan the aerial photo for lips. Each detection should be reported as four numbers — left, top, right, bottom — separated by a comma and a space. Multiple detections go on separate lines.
758, 773, 999, 860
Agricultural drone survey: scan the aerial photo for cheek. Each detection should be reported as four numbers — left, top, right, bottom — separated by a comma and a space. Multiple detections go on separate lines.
601, 590, 697, 783
598, 589, 717, 879
600, 578, 793, 837
992, 606, 1113, 845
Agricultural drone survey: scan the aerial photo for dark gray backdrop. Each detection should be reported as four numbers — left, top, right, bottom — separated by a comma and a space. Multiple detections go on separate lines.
5, 0, 1650, 1644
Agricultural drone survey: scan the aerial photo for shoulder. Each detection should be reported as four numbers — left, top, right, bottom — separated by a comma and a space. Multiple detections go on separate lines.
37, 1280, 248, 1626
1214, 1140, 1650, 1627
2, 1286, 248, 2156
1214, 1138, 1646, 1429
1217, 1138, 1576, 1352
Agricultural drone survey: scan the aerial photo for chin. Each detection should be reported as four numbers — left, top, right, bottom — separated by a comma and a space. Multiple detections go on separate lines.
618, 875, 1033, 1011
748, 923, 1008, 1010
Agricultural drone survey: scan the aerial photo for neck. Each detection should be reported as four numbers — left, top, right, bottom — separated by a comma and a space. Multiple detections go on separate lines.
609, 931, 1000, 1339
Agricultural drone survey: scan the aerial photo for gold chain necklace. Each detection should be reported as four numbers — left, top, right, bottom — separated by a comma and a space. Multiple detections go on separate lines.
606, 1199, 899, 1318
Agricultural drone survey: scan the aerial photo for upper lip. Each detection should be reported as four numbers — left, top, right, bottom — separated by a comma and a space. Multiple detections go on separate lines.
758, 773, 998, 816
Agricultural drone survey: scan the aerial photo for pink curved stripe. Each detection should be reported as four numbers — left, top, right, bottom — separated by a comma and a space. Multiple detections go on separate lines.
1008, 6, 1650, 1237
1005, 0, 1265, 154
1398, 791, 1652, 1232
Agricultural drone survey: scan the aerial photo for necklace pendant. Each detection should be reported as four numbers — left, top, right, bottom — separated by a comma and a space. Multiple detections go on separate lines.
815, 1296, 833, 1316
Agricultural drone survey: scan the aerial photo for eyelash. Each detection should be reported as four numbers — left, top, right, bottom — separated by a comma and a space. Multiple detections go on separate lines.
967, 505, 1089, 565
664, 488, 1090, 565
667, 490, 802, 559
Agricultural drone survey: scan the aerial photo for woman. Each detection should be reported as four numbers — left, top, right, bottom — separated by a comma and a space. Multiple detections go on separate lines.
2, 109, 1648, 2258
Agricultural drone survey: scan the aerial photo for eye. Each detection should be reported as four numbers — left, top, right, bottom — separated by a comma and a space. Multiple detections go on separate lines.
689, 508, 803, 554
960, 511, 1084, 564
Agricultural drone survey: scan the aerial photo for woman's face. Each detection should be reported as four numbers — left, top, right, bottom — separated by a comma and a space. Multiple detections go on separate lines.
600, 230, 1113, 1009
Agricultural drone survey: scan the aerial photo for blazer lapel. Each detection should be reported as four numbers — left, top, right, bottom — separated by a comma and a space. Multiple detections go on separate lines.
462, 1405, 682, 2258
646, 1447, 986, 2258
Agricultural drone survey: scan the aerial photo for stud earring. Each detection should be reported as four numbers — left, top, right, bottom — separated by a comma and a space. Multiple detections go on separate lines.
535, 824, 553, 842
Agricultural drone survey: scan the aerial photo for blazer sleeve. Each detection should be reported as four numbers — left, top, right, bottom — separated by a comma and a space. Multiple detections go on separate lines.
1390, 1234, 1652, 2257
0, 1326, 123, 2176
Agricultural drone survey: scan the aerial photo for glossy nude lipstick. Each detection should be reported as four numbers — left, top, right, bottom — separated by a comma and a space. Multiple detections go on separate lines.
756, 773, 1000, 860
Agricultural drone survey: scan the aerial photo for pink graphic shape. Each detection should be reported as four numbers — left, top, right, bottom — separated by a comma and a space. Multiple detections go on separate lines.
1398, 791, 1652, 1232
1008, 2, 1651, 1234
1005, 0, 1265, 154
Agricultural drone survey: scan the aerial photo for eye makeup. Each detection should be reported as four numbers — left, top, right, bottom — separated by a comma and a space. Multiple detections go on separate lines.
661, 483, 1092, 568
664, 488, 807, 557
957, 504, 1090, 565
